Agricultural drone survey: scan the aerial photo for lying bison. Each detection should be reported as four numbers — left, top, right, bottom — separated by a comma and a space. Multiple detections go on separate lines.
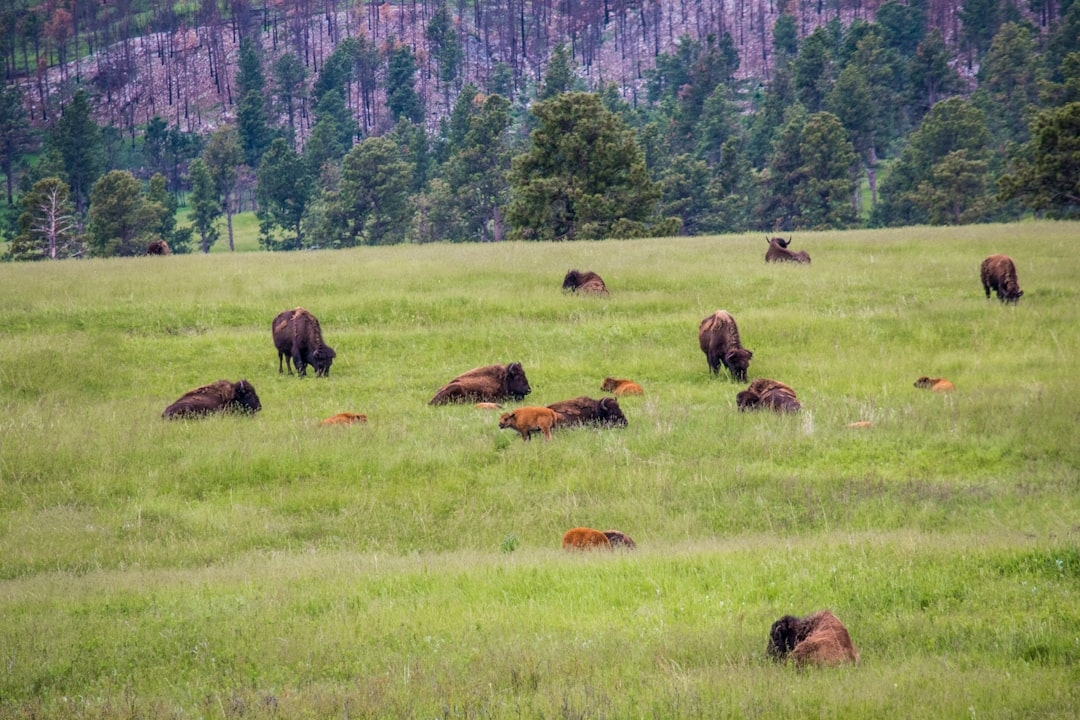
699, 310, 753, 382
603, 530, 637, 549
145, 240, 171, 255
562, 527, 612, 550
562, 269, 609, 295
736, 378, 801, 413
430, 362, 531, 405
601, 377, 644, 396
765, 236, 810, 264
546, 396, 628, 428
767, 610, 859, 666
162, 379, 261, 419
272, 307, 336, 377
980, 254, 1023, 303
914, 376, 955, 393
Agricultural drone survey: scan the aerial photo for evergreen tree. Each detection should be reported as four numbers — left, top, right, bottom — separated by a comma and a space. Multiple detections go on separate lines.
914, 150, 994, 224
999, 101, 1080, 218
48, 89, 101, 214
773, 14, 798, 65
337, 135, 414, 246
973, 22, 1041, 148
0, 81, 31, 206
443, 92, 512, 242
426, 2, 463, 97
236, 90, 273, 168
145, 172, 191, 254
507, 92, 664, 240
386, 41, 423, 125
792, 27, 834, 114
256, 137, 314, 250
86, 170, 165, 256
539, 44, 577, 100
312, 39, 355, 106
201, 127, 244, 251
273, 52, 308, 145
909, 30, 963, 123
187, 158, 221, 254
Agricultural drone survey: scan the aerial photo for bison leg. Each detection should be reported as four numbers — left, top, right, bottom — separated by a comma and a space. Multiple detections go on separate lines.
293, 351, 307, 377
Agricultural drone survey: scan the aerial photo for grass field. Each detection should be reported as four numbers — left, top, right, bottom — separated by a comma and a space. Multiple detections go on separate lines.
1, 222, 1078, 718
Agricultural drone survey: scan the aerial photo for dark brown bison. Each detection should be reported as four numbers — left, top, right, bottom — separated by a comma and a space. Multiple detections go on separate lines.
765, 236, 810, 264
145, 240, 171, 255
980, 254, 1023, 303
767, 610, 859, 666
562, 269, 609, 295
699, 310, 753, 382
546, 396, 628, 428
162, 379, 261, 419
603, 530, 637, 549
272, 307, 336, 377
429, 363, 532, 405
562, 527, 612, 550
736, 378, 801, 412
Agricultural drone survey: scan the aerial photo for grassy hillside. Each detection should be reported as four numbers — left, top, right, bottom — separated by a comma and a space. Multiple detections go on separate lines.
1, 223, 1078, 718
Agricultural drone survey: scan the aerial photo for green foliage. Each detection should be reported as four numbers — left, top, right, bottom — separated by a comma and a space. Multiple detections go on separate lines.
999, 102, 1080, 217
186, 158, 220, 253
538, 44, 578, 100
0, 223, 1078, 717
386, 40, 423, 125
507, 92, 660, 240
256, 138, 313, 250
46, 89, 101, 214
6, 176, 80, 260
86, 170, 166, 256
336, 135, 414, 245
426, 2, 463, 87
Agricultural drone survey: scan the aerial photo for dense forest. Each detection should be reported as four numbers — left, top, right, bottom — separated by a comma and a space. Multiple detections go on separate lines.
1, 0, 1078, 258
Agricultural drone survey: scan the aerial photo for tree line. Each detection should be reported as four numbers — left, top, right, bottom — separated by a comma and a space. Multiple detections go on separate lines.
2, 0, 1079, 260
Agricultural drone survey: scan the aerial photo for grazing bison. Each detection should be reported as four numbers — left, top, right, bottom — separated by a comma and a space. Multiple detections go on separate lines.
145, 240, 171, 255
430, 363, 532, 405
498, 406, 558, 441
914, 376, 955, 393
736, 378, 801, 413
546, 396, 628, 428
162, 379, 261, 419
562, 527, 612, 550
320, 412, 367, 425
601, 377, 644, 396
602, 530, 637, 549
980, 254, 1023, 303
699, 310, 753, 382
562, 269, 609, 295
272, 307, 336, 377
767, 610, 859, 666
765, 236, 810, 264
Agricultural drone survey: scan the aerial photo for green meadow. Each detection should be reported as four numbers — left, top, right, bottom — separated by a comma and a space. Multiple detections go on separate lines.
1, 223, 1078, 718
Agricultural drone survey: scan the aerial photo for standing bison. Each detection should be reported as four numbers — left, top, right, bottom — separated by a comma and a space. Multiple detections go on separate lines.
699, 310, 753, 381
980, 254, 1023, 303
546, 396, 628, 428
162, 379, 261, 419
562, 270, 609, 295
429, 363, 532, 405
272, 307, 336, 377
767, 610, 859, 666
736, 378, 801, 412
765, 236, 810, 264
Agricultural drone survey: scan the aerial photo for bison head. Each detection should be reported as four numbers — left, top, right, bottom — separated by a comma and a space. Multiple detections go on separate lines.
1003, 284, 1024, 303
766, 616, 802, 660
736, 389, 760, 411
725, 348, 753, 383
232, 380, 262, 414
597, 397, 628, 427
562, 270, 583, 290
312, 345, 336, 377
504, 362, 531, 400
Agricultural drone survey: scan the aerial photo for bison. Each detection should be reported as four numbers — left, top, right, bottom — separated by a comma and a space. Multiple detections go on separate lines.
980, 254, 1023, 303
562, 269, 609, 295
162, 379, 261, 419
320, 412, 368, 425
601, 377, 644, 396
914, 376, 955, 393
272, 307, 336, 377
736, 378, 801, 413
767, 610, 859, 666
546, 396, 628, 428
498, 406, 558, 442
765, 236, 810, 264
602, 530, 637, 549
699, 310, 753, 382
562, 527, 612, 550
145, 240, 171, 255
429, 362, 532, 405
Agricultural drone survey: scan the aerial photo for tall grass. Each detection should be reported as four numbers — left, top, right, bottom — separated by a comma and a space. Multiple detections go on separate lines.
1, 223, 1078, 718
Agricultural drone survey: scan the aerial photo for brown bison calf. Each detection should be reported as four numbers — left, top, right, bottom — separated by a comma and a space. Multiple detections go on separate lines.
546, 396, 628, 428
767, 610, 859, 666
601, 377, 644, 395
562, 269, 609, 294
736, 378, 801, 412
272, 307, 337, 377
699, 310, 753, 382
562, 527, 612, 550
162, 379, 262, 419
980, 254, 1023, 303
498, 406, 558, 441
430, 363, 532, 405
320, 412, 368, 425
765, 236, 810, 264
914, 376, 955, 392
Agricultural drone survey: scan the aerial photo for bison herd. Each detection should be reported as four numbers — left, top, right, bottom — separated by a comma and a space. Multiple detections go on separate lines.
157, 247, 1026, 665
